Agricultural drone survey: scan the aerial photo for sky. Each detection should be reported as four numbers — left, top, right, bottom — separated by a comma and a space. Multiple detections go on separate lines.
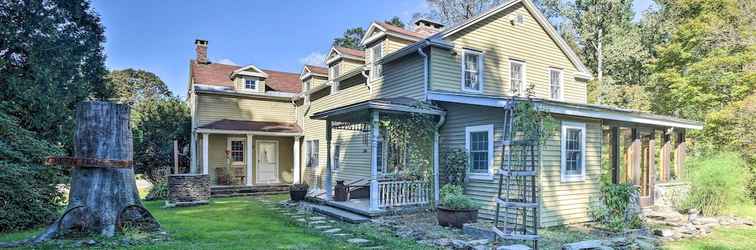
91, 0, 656, 98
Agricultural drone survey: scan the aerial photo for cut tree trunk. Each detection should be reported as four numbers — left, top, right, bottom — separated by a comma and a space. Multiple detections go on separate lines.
32, 101, 159, 243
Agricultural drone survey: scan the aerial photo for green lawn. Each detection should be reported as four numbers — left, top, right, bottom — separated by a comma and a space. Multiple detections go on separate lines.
0, 195, 427, 249
663, 204, 756, 250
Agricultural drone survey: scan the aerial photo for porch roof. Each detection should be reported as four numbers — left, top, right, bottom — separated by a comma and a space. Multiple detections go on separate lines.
197, 119, 303, 135
310, 97, 445, 122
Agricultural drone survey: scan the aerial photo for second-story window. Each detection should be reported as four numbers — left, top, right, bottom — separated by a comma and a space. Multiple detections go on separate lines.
462, 49, 483, 92
370, 42, 383, 80
510, 60, 525, 96
550, 68, 563, 100
329, 64, 340, 80
244, 79, 257, 90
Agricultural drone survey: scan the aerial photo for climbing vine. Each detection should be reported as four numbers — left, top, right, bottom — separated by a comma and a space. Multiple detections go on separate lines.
513, 99, 558, 145
379, 102, 437, 180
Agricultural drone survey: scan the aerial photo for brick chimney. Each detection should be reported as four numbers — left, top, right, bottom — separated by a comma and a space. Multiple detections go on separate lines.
195, 39, 208, 64
413, 18, 444, 36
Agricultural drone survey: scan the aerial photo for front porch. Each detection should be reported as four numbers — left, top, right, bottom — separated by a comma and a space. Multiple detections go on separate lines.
310, 97, 446, 214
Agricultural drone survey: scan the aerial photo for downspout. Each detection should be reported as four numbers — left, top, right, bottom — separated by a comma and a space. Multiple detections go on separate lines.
361, 70, 372, 95
433, 112, 446, 207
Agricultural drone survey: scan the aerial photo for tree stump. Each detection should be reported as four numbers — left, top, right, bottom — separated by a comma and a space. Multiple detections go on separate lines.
33, 101, 160, 242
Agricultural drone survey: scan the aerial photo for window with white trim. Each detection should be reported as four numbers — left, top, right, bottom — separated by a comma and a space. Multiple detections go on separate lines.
510, 60, 525, 96
549, 68, 562, 100
329, 64, 340, 80
244, 79, 257, 90
370, 42, 383, 80
228, 138, 245, 165
462, 49, 483, 92
561, 122, 586, 182
466, 124, 494, 179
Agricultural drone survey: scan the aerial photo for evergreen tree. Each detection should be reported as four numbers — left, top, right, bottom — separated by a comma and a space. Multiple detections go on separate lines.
332, 27, 366, 50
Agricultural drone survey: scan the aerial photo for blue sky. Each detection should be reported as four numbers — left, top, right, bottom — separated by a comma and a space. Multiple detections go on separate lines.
92, 0, 655, 98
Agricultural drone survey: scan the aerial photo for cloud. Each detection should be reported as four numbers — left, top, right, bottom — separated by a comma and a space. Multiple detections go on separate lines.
214, 58, 238, 65
298, 52, 327, 67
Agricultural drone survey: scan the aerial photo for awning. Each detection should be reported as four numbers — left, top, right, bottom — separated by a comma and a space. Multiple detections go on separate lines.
197, 119, 303, 136
310, 97, 446, 122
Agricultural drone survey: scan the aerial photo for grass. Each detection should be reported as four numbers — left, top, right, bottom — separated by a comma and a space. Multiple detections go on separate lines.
0, 195, 429, 249
663, 203, 756, 250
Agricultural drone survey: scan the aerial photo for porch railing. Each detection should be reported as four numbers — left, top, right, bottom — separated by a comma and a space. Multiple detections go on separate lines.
378, 180, 430, 208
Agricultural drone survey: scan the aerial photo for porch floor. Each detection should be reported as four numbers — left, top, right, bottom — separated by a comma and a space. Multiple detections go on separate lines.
211, 184, 289, 198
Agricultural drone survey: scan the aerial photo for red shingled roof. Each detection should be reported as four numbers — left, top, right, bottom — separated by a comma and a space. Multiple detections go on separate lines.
334, 47, 365, 58
305, 65, 328, 75
190, 61, 301, 93
198, 119, 302, 133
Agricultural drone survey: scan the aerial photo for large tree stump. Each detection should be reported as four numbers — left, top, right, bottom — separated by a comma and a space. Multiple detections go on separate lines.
33, 101, 159, 242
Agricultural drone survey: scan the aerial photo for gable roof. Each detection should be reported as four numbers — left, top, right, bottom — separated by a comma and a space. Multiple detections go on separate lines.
435, 0, 591, 77
190, 61, 301, 93
304, 65, 328, 75
232, 64, 268, 78
360, 22, 429, 46
326, 47, 365, 64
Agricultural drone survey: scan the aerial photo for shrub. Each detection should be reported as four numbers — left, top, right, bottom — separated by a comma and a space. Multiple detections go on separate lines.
440, 184, 477, 210
441, 148, 468, 186
144, 180, 168, 201
0, 112, 66, 232
588, 183, 643, 232
684, 151, 750, 216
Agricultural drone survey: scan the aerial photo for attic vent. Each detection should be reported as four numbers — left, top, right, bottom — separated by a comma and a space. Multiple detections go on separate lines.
516, 14, 524, 25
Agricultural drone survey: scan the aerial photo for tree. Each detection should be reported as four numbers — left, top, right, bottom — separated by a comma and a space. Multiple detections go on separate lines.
332, 27, 366, 50
385, 16, 405, 28
131, 97, 191, 184
104, 69, 172, 104
423, 0, 503, 25
0, 0, 108, 150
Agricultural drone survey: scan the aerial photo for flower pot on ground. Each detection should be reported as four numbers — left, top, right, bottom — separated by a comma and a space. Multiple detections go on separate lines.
289, 183, 309, 201
437, 184, 479, 228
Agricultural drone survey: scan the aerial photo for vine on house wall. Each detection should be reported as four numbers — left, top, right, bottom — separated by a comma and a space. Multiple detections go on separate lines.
379, 102, 437, 180
513, 96, 558, 145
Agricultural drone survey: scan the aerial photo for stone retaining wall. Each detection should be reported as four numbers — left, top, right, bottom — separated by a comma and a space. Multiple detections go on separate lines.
654, 182, 689, 209
166, 174, 210, 207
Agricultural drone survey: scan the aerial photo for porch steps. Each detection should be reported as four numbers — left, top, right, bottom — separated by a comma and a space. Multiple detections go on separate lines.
302, 203, 370, 224
210, 185, 289, 198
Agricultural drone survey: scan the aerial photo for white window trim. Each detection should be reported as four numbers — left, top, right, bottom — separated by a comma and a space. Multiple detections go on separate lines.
509, 60, 527, 96
460, 49, 484, 93
465, 124, 495, 180
227, 137, 246, 166
549, 68, 564, 101
369, 42, 384, 81
243, 78, 259, 92
560, 121, 586, 182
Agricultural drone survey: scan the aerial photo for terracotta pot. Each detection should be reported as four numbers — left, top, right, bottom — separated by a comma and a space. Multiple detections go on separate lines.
290, 190, 307, 201
437, 206, 478, 228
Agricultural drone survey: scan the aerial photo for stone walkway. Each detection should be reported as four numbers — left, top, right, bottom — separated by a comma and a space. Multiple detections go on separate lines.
252, 197, 382, 249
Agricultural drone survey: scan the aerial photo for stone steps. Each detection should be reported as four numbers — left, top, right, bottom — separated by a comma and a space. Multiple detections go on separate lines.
301, 202, 370, 223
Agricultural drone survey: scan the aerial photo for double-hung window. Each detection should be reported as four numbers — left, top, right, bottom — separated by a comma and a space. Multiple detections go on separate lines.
510, 60, 525, 96
561, 122, 586, 182
462, 49, 483, 92
549, 68, 563, 100
466, 124, 494, 179
228, 138, 245, 165
306, 140, 319, 168
370, 42, 383, 80
244, 79, 257, 91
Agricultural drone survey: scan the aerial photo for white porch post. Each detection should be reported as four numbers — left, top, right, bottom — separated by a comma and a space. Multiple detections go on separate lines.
324, 121, 333, 200
246, 134, 254, 186
433, 131, 440, 206
202, 133, 209, 175
190, 131, 197, 173
369, 111, 380, 211
293, 136, 302, 184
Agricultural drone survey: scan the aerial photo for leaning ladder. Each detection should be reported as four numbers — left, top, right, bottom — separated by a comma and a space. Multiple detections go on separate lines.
492, 97, 539, 249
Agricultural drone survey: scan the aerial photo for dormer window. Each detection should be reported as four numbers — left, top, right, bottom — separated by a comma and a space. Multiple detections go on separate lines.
329, 64, 340, 80
244, 78, 258, 91
370, 42, 383, 81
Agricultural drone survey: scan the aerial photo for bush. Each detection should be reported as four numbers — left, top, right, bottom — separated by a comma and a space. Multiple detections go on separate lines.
0, 112, 66, 232
440, 184, 477, 210
588, 183, 643, 232
144, 180, 168, 201
684, 151, 750, 216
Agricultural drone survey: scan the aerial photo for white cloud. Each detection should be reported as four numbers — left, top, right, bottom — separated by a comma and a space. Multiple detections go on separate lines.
214, 58, 238, 65
298, 52, 327, 67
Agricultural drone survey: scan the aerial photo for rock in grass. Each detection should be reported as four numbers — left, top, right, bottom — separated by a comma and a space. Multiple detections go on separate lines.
347, 238, 371, 245
496, 244, 531, 250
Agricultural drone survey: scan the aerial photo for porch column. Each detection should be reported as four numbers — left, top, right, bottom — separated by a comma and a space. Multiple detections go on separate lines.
630, 128, 641, 186
246, 134, 254, 186
674, 129, 686, 179
661, 130, 672, 182
647, 130, 656, 204
202, 133, 209, 175
190, 131, 197, 173
293, 136, 302, 184
324, 121, 333, 200
369, 111, 380, 211
610, 127, 621, 184
433, 131, 440, 205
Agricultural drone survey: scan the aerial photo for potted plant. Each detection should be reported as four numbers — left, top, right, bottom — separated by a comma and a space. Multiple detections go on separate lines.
289, 183, 309, 201
437, 184, 479, 228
